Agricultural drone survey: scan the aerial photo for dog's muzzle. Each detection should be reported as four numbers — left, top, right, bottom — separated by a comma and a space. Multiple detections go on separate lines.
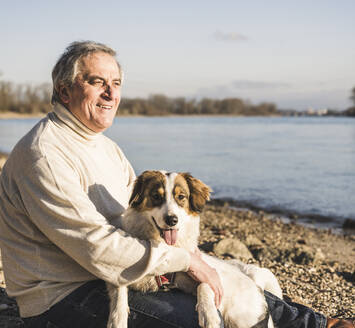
152, 216, 178, 245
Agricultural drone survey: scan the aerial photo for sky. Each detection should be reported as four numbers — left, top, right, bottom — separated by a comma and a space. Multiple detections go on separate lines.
1, 0, 354, 111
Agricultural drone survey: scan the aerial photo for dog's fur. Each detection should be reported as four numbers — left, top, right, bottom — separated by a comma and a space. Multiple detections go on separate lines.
107, 171, 282, 328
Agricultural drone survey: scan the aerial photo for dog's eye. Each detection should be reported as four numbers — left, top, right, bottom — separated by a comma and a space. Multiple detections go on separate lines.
177, 194, 186, 201
151, 193, 161, 201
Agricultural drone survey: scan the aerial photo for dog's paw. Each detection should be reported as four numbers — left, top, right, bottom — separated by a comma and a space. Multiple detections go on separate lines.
106, 322, 126, 328
107, 318, 128, 328
196, 303, 221, 328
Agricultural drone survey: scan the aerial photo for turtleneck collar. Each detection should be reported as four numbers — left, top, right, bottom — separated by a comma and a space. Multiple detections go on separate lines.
52, 103, 101, 141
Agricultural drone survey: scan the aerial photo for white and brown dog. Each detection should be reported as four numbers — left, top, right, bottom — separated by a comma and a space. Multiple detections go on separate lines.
107, 171, 282, 328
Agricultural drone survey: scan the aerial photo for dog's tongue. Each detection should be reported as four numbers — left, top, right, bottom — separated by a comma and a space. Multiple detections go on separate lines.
163, 229, 177, 245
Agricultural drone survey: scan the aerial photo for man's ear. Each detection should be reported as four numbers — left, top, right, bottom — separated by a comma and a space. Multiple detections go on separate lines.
58, 85, 70, 104
181, 173, 212, 214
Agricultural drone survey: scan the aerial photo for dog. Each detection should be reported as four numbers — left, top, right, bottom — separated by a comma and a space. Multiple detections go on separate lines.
107, 171, 283, 328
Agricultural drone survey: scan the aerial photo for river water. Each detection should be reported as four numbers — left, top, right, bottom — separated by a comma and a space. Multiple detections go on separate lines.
1, 115, 354, 229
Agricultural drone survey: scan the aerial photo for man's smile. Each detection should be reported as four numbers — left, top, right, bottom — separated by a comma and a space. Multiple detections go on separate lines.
96, 104, 113, 109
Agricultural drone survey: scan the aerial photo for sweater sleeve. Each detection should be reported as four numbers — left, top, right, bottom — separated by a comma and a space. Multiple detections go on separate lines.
17, 152, 190, 286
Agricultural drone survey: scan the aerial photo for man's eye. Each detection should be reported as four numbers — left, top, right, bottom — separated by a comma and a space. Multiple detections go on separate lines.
113, 81, 121, 87
91, 80, 104, 86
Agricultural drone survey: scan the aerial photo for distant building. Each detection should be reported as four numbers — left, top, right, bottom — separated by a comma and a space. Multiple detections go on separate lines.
317, 109, 328, 116
306, 107, 315, 115
306, 107, 328, 116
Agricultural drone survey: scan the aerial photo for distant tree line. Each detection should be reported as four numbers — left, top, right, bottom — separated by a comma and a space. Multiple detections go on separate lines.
344, 86, 355, 116
0, 80, 52, 114
0, 79, 278, 116
119, 94, 278, 116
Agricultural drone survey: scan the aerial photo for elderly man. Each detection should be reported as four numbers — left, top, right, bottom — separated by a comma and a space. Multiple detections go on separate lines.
0, 41, 221, 328
0, 41, 352, 328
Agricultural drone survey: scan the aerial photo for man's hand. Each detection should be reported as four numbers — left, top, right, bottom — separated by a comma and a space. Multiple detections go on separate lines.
187, 250, 223, 308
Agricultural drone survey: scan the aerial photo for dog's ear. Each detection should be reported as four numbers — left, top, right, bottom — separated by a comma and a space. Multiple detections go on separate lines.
181, 173, 212, 214
129, 172, 146, 208
129, 170, 164, 208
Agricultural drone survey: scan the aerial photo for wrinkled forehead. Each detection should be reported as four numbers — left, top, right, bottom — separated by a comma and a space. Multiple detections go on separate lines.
76, 52, 121, 80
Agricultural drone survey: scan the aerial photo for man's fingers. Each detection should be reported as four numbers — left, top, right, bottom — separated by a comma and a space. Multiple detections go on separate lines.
214, 286, 219, 308
207, 267, 223, 308
216, 287, 221, 308
213, 281, 223, 308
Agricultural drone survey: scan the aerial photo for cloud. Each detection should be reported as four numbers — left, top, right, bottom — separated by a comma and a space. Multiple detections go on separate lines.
213, 30, 248, 42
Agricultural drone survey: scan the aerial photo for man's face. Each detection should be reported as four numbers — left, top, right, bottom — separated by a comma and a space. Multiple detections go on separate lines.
61, 52, 121, 133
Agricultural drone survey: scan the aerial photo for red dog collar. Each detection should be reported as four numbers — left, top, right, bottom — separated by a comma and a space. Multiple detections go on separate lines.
155, 272, 176, 289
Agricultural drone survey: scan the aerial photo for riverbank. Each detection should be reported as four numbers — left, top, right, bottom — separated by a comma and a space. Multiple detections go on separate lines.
0, 112, 46, 119
0, 111, 280, 120
1, 111, 353, 120
0, 155, 354, 325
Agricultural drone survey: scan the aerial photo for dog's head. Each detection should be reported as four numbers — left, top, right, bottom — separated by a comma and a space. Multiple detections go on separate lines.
128, 170, 211, 245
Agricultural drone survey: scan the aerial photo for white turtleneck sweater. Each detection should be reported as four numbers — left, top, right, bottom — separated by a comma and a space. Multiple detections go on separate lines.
0, 104, 190, 317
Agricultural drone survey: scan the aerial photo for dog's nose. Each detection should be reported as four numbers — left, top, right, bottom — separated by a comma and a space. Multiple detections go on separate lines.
165, 214, 178, 227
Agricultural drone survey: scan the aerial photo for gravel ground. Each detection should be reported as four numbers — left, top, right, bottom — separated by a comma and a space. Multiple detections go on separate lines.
200, 200, 355, 318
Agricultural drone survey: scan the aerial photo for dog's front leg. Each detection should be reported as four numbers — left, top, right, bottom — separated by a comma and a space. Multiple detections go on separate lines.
196, 283, 221, 328
107, 284, 129, 328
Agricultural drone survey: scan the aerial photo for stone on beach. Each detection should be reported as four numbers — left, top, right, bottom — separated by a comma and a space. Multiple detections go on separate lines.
213, 238, 254, 260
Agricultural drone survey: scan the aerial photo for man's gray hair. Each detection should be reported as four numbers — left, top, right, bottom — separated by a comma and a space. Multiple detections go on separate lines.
51, 41, 121, 105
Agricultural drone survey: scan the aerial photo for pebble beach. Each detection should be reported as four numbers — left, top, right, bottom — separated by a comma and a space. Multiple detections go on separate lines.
0, 152, 354, 326
200, 200, 354, 318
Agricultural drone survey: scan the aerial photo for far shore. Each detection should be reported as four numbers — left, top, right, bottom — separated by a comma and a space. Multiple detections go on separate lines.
0, 111, 352, 120
0, 112, 46, 119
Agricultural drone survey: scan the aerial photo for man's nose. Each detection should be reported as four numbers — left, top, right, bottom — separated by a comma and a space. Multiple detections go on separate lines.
103, 84, 112, 98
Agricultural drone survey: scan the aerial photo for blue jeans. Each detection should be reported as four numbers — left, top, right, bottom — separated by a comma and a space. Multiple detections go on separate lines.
22, 280, 327, 328
265, 291, 327, 328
